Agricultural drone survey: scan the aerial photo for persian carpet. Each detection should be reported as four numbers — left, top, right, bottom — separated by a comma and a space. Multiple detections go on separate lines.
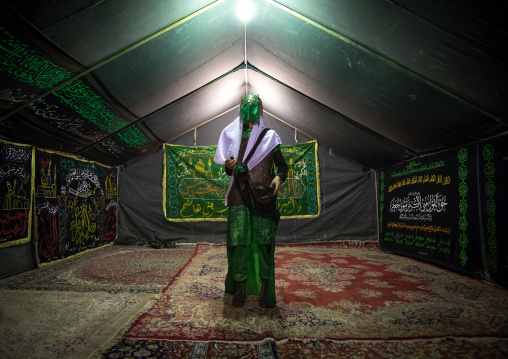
276, 338, 508, 358
95, 337, 508, 359
124, 242, 508, 343
0, 289, 154, 359
96, 338, 279, 359
0, 244, 196, 293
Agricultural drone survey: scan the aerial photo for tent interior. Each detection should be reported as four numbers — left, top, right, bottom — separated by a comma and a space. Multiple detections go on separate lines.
1, 0, 507, 289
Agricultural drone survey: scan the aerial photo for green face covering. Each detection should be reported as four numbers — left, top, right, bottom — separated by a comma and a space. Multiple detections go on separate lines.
240, 94, 262, 124
241, 102, 260, 124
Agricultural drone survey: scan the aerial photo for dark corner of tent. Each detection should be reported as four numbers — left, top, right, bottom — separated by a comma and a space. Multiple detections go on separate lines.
0, 0, 507, 290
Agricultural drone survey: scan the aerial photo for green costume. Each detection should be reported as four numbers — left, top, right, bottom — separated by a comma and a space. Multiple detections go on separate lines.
225, 206, 278, 307
217, 94, 288, 308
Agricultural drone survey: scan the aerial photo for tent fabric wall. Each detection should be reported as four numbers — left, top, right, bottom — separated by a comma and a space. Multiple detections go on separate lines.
117, 111, 377, 245
0, 241, 33, 279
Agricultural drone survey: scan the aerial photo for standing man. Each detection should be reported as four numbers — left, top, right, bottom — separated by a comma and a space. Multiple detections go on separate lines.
214, 94, 288, 308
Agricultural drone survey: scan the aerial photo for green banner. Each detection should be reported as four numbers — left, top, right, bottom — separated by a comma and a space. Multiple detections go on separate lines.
164, 141, 320, 221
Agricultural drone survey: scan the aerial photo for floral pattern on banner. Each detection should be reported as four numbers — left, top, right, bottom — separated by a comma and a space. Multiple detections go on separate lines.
124, 243, 508, 342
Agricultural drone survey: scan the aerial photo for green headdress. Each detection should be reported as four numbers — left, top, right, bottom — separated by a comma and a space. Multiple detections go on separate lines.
240, 94, 262, 123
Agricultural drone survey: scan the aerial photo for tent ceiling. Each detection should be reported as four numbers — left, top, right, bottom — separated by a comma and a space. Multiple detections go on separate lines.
0, 0, 507, 168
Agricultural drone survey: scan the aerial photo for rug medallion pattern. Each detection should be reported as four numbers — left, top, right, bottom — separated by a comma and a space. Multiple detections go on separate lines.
125, 243, 508, 342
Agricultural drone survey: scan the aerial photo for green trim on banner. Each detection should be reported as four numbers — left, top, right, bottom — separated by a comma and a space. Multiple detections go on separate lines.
457, 148, 469, 266
482, 144, 497, 272
279, 141, 321, 219
163, 141, 320, 222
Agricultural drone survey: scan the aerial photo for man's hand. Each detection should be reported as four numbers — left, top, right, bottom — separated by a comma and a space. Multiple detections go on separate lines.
269, 176, 281, 196
225, 157, 237, 170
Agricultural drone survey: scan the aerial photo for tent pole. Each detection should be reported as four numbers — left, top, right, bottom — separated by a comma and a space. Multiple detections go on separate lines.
244, 16, 249, 95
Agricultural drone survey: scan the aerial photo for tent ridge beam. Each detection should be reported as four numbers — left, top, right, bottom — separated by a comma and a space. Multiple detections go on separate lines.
265, 0, 504, 125
0, 0, 226, 124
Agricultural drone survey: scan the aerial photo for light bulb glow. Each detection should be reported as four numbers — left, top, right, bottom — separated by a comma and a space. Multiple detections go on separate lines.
237, 0, 254, 22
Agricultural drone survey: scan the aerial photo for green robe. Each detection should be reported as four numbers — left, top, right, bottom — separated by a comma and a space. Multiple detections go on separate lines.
224, 130, 287, 308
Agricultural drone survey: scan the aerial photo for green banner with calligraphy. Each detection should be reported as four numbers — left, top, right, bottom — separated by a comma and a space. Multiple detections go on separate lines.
163, 141, 320, 221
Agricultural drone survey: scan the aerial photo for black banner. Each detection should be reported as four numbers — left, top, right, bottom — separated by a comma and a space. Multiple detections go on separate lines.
35, 149, 117, 265
379, 147, 479, 275
479, 136, 508, 286
0, 140, 33, 248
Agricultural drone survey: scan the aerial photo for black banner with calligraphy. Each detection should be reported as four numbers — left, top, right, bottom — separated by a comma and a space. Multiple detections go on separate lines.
35, 149, 118, 265
379, 147, 480, 275
479, 135, 508, 287
0, 140, 33, 248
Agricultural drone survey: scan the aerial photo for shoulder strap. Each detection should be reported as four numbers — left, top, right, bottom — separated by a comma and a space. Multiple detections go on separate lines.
243, 128, 270, 166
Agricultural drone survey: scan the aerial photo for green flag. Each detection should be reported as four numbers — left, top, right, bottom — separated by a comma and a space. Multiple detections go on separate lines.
164, 141, 320, 221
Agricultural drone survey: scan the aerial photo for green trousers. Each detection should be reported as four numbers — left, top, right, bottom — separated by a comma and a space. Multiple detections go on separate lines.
225, 206, 277, 307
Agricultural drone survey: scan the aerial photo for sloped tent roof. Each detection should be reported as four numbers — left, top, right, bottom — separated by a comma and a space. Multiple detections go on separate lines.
0, 0, 507, 169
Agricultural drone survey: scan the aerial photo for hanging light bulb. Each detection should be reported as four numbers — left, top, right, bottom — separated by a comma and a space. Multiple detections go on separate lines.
237, 0, 254, 22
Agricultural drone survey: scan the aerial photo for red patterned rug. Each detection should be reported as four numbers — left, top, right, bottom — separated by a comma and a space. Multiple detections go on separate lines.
0, 244, 197, 293
124, 242, 508, 342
